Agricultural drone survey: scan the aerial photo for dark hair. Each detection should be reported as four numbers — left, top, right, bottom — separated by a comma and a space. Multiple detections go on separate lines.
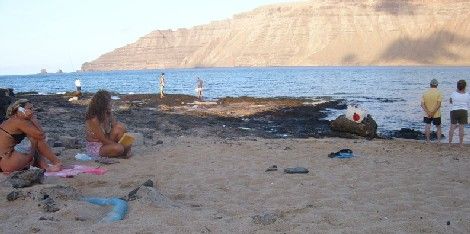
457, 80, 466, 91
86, 90, 111, 122
161, 72, 165, 75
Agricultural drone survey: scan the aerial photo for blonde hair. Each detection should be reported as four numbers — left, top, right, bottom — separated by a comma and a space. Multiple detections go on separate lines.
6, 99, 30, 118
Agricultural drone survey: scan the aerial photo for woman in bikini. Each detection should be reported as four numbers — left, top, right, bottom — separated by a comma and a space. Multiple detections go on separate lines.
0, 99, 62, 172
85, 90, 131, 158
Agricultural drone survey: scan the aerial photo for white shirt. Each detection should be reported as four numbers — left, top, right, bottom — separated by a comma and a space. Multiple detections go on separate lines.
450, 91, 470, 111
75, 79, 81, 87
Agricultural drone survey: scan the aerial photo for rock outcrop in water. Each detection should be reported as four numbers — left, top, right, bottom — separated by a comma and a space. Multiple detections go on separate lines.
82, 0, 470, 71
330, 114, 378, 139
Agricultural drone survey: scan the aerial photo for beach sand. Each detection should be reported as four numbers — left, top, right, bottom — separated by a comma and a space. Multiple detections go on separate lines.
0, 94, 468, 233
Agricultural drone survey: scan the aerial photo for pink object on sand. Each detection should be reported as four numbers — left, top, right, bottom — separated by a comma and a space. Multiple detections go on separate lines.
45, 165, 107, 177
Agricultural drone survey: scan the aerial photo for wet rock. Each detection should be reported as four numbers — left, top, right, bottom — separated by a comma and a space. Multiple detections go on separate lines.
391, 128, 423, 139
330, 114, 377, 138
389, 128, 444, 140
252, 213, 279, 225
0, 88, 14, 122
53, 141, 64, 147
8, 169, 44, 188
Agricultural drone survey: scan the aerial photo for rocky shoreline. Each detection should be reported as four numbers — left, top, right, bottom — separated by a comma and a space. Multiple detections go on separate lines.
3, 90, 441, 149
12, 92, 346, 148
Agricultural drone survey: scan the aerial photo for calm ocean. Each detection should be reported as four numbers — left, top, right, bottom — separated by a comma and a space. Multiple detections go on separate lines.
1, 67, 469, 142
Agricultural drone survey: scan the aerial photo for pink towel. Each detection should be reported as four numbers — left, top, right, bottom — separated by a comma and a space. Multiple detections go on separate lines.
45, 165, 107, 177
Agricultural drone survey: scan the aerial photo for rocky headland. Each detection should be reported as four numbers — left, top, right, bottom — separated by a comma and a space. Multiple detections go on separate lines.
82, 0, 470, 71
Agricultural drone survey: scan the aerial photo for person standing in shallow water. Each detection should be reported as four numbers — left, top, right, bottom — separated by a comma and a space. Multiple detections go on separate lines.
159, 73, 165, 99
421, 79, 443, 144
448, 80, 470, 147
85, 90, 132, 158
196, 77, 203, 100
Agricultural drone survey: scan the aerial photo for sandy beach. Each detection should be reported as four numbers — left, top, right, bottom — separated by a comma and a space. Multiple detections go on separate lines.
0, 93, 469, 233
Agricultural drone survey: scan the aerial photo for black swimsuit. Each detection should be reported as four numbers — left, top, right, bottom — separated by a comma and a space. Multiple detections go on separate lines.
0, 126, 26, 144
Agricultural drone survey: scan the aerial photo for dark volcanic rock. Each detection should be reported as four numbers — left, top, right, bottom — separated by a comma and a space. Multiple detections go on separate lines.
0, 88, 14, 122
388, 128, 444, 140
8, 169, 44, 188
330, 114, 377, 139
17, 93, 344, 141
7, 191, 23, 201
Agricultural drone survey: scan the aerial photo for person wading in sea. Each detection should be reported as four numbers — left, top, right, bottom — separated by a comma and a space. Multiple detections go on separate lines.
159, 73, 165, 99
196, 77, 203, 100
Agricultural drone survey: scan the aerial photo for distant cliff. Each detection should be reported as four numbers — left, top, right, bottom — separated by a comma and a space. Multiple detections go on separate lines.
82, 0, 470, 71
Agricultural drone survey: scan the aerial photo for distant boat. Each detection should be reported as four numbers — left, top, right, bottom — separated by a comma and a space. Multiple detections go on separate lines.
40, 69, 47, 74
57, 69, 63, 74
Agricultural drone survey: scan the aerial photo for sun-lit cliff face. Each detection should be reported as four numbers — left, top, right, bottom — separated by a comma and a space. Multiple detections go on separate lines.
82, 0, 470, 71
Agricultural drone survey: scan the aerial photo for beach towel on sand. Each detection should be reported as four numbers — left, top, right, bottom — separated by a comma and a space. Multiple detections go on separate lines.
45, 165, 107, 177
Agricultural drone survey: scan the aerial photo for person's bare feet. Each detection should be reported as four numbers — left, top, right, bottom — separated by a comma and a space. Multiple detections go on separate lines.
46, 163, 62, 172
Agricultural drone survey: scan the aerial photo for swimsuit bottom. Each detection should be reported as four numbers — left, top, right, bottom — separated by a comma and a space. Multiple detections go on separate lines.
86, 141, 103, 157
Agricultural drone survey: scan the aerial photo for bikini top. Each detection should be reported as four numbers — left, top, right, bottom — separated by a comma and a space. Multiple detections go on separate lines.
0, 126, 26, 144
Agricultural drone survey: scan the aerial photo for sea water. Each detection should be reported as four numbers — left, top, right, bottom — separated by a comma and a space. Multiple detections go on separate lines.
1, 66, 469, 142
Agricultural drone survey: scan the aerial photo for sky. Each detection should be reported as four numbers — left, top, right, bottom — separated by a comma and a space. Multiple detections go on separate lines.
0, 0, 294, 75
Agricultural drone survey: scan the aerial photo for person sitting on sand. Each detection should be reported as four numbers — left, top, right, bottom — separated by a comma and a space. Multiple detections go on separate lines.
448, 80, 470, 147
0, 99, 62, 172
85, 90, 131, 158
421, 79, 443, 144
